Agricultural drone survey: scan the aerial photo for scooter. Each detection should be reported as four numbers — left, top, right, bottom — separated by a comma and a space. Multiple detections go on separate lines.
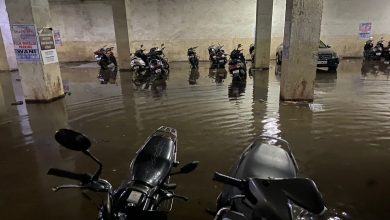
188, 46, 199, 69
131, 45, 148, 74
228, 44, 247, 81
48, 127, 199, 220
211, 135, 325, 220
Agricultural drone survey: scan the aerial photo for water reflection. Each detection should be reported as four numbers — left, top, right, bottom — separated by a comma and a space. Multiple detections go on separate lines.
188, 68, 199, 85
361, 60, 390, 80
228, 79, 246, 100
209, 67, 227, 84
98, 66, 118, 84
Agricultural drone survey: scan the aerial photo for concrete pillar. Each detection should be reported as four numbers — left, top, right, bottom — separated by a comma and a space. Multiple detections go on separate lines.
112, 0, 132, 70
254, 0, 274, 70
0, 0, 17, 71
280, 0, 323, 102
0, 28, 9, 71
5, 0, 64, 103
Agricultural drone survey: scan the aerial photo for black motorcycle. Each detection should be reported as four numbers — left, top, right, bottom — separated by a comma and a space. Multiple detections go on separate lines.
188, 46, 199, 69
228, 44, 247, 80
48, 127, 198, 220
148, 43, 170, 71
211, 135, 325, 220
94, 46, 117, 69
365, 41, 384, 61
209, 44, 228, 68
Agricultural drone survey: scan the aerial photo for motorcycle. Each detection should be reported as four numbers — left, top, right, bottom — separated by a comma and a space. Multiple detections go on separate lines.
130, 45, 148, 75
188, 46, 199, 69
365, 41, 384, 61
211, 135, 325, 220
148, 43, 170, 71
209, 44, 228, 68
228, 44, 247, 81
47, 127, 199, 220
94, 46, 117, 69
149, 58, 167, 81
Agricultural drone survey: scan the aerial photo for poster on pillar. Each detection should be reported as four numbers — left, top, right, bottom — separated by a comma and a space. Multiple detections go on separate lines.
10, 24, 40, 62
37, 28, 59, 64
359, 23, 372, 39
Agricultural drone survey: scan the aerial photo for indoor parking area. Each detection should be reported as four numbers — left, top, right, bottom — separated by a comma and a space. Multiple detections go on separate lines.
0, 0, 389, 220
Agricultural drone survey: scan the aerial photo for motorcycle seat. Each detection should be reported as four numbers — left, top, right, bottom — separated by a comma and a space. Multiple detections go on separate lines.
132, 135, 175, 187
236, 142, 297, 180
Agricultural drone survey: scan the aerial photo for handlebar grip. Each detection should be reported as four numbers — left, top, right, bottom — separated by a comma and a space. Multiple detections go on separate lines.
48, 168, 91, 183
213, 172, 244, 189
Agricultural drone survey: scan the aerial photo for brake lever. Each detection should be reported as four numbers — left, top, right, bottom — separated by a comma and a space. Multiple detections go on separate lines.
52, 184, 85, 192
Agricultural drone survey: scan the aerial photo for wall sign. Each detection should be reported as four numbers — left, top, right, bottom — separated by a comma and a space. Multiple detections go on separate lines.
53, 30, 62, 45
37, 27, 59, 64
10, 24, 40, 62
359, 22, 372, 39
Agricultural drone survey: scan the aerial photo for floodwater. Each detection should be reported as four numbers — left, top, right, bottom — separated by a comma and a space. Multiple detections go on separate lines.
0, 60, 389, 220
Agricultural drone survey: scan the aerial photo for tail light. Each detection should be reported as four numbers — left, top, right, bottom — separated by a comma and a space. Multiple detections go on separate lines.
231, 64, 238, 70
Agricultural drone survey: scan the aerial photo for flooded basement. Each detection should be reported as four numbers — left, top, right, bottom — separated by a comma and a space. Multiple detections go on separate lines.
0, 60, 389, 220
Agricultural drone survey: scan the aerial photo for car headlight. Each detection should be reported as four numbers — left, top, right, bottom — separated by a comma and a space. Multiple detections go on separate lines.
332, 52, 338, 59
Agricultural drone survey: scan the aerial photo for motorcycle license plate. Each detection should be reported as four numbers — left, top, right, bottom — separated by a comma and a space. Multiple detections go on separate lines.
317, 60, 327, 65
127, 191, 142, 203
155, 69, 162, 73
376, 53, 381, 55
219, 60, 225, 63
233, 70, 240, 74
385, 61, 390, 64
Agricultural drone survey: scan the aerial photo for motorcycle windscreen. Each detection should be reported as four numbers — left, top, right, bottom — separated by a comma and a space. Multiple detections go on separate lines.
234, 142, 297, 180
131, 136, 175, 187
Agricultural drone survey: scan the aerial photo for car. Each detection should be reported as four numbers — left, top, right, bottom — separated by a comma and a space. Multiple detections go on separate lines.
275, 40, 339, 71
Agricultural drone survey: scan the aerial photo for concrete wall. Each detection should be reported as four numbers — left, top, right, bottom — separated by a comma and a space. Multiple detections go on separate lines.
46, 0, 390, 62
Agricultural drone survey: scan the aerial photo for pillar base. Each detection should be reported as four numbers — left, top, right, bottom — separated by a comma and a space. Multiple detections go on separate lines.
25, 94, 65, 104
280, 97, 313, 103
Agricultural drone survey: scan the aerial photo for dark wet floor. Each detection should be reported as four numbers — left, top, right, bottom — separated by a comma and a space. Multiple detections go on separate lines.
0, 60, 389, 220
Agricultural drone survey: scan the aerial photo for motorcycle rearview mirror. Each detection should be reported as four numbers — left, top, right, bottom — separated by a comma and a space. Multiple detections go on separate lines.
161, 43, 165, 47
171, 161, 199, 175
55, 129, 103, 181
327, 45, 331, 48
55, 129, 91, 152
140, 44, 143, 48
238, 44, 242, 48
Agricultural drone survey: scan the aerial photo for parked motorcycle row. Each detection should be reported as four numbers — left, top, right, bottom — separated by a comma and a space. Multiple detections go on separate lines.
205, 44, 247, 81
48, 127, 326, 220
363, 37, 390, 64
130, 44, 170, 81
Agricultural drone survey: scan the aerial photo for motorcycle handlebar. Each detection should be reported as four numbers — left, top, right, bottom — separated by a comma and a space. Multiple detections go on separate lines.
213, 172, 245, 189
48, 168, 91, 183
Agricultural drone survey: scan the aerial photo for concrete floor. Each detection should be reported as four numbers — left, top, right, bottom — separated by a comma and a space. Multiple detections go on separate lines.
0, 60, 389, 220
